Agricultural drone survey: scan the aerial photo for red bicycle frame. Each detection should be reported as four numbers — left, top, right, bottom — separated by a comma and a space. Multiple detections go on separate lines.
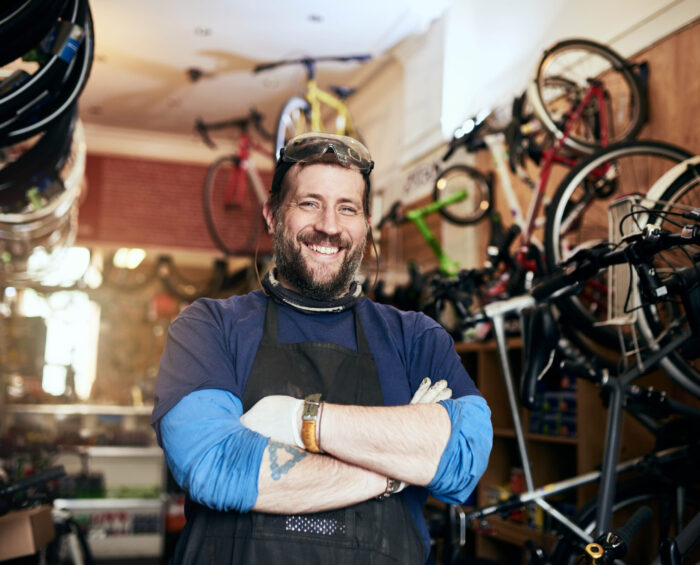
517, 81, 610, 271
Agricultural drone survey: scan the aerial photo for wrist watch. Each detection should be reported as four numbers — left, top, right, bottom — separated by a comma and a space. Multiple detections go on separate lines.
301, 393, 324, 453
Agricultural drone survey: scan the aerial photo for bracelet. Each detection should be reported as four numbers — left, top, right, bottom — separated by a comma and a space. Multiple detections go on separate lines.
376, 477, 401, 501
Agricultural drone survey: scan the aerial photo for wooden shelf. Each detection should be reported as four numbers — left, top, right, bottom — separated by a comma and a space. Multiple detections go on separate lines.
454, 337, 523, 353
493, 428, 578, 445
473, 515, 557, 551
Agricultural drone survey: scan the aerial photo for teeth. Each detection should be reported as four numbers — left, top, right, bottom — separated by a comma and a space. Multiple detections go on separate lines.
309, 244, 339, 255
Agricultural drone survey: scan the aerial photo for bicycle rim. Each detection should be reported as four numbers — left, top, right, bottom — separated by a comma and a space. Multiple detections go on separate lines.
433, 164, 492, 225
529, 38, 645, 154
545, 140, 692, 350
637, 157, 700, 397
550, 480, 700, 565
202, 156, 262, 257
274, 96, 310, 158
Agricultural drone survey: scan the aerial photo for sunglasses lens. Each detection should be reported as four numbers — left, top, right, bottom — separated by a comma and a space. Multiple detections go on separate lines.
282, 133, 373, 173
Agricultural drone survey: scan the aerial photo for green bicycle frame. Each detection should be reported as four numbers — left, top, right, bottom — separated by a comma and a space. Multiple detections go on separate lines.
404, 189, 467, 278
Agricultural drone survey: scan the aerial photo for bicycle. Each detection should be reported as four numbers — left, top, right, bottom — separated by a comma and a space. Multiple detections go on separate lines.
432, 38, 650, 324
0, 464, 95, 563
453, 216, 700, 564
579, 505, 653, 564
253, 54, 371, 157
196, 108, 274, 257
375, 190, 523, 340
544, 142, 694, 352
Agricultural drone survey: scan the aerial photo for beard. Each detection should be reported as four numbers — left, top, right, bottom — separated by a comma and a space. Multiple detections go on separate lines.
273, 224, 366, 301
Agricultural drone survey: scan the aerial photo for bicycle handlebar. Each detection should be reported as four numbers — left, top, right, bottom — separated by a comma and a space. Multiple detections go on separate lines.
253, 54, 371, 74
585, 505, 653, 564
194, 108, 272, 149
531, 224, 700, 302
0, 465, 66, 516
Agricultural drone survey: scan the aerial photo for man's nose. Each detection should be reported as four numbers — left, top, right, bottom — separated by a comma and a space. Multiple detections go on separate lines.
314, 206, 340, 234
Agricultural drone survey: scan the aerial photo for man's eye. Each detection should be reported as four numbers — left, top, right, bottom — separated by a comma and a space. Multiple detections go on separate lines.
340, 206, 358, 215
299, 201, 318, 209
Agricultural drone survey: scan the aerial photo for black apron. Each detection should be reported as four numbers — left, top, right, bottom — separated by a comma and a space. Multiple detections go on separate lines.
173, 299, 425, 564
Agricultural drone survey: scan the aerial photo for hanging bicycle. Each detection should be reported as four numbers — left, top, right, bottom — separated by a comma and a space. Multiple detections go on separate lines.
253, 55, 370, 157
196, 108, 274, 257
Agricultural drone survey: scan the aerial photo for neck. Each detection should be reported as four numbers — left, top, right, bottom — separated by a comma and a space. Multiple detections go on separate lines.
262, 269, 362, 314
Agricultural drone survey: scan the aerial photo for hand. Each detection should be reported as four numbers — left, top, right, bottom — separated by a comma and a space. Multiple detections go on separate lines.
240, 395, 304, 449
410, 378, 453, 403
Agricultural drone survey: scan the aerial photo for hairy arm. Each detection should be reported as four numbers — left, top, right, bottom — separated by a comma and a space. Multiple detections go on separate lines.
160, 389, 386, 514
319, 402, 451, 485
253, 441, 386, 514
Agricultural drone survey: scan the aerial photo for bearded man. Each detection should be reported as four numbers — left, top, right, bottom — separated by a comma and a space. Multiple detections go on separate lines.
152, 133, 492, 565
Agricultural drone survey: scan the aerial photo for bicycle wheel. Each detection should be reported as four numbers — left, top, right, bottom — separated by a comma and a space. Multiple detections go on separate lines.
274, 96, 311, 158
528, 38, 645, 155
636, 157, 700, 397
550, 478, 700, 565
544, 140, 692, 350
202, 155, 262, 257
433, 164, 492, 225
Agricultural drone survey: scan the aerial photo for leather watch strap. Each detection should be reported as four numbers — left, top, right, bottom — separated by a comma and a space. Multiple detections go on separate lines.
301, 393, 324, 453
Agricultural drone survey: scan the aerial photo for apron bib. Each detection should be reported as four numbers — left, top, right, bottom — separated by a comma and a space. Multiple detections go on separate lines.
173, 299, 425, 564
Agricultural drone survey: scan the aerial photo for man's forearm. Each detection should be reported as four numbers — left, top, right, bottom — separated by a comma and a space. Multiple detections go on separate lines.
253, 441, 387, 514
318, 403, 451, 485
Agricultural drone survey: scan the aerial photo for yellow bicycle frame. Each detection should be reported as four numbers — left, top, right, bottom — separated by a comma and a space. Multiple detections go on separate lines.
305, 78, 357, 138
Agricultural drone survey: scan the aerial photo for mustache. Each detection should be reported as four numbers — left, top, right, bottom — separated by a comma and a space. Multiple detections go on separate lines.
298, 231, 348, 248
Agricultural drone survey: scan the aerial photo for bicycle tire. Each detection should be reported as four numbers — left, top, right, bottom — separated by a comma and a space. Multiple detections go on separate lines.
544, 140, 692, 350
202, 155, 262, 257
528, 38, 646, 155
0, 0, 94, 144
636, 156, 700, 398
433, 164, 492, 225
549, 478, 700, 564
274, 96, 311, 158
0, 0, 67, 66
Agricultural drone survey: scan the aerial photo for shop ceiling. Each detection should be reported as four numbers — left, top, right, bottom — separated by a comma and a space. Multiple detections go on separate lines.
78, 0, 450, 143
78, 0, 697, 155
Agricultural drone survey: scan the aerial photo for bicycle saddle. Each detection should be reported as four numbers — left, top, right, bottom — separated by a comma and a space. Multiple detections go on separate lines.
520, 304, 560, 410
330, 86, 356, 99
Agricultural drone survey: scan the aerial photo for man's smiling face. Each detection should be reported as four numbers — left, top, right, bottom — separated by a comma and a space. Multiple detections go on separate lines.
264, 163, 369, 300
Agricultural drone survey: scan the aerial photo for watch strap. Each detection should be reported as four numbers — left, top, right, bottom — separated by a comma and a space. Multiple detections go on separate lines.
301, 393, 324, 453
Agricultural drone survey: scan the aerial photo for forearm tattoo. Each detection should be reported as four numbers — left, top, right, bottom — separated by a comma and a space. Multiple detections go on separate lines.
268, 441, 306, 480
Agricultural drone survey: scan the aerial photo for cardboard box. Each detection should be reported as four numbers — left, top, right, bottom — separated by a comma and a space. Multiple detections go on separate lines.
0, 505, 55, 561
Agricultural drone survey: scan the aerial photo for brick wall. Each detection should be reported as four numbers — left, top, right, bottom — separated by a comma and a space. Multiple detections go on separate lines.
76, 154, 273, 255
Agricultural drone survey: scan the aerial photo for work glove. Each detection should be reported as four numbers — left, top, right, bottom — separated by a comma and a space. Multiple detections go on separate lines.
240, 395, 304, 449
240, 379, 452, 452
411, 378, 452, 403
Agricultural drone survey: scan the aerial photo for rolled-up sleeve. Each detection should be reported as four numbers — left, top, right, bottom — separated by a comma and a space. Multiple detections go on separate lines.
160, 389, 269, 512
427, 395, 492, 504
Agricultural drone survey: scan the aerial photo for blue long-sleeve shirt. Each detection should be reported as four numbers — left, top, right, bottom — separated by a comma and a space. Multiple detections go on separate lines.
160, 389, 491, 511
153, 291, 493, 555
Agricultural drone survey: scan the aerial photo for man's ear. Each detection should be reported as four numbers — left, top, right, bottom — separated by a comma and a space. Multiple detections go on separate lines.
262, 202, 275, 235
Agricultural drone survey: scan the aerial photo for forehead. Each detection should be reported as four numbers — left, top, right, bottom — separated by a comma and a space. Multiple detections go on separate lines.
285, 163, 365, 202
